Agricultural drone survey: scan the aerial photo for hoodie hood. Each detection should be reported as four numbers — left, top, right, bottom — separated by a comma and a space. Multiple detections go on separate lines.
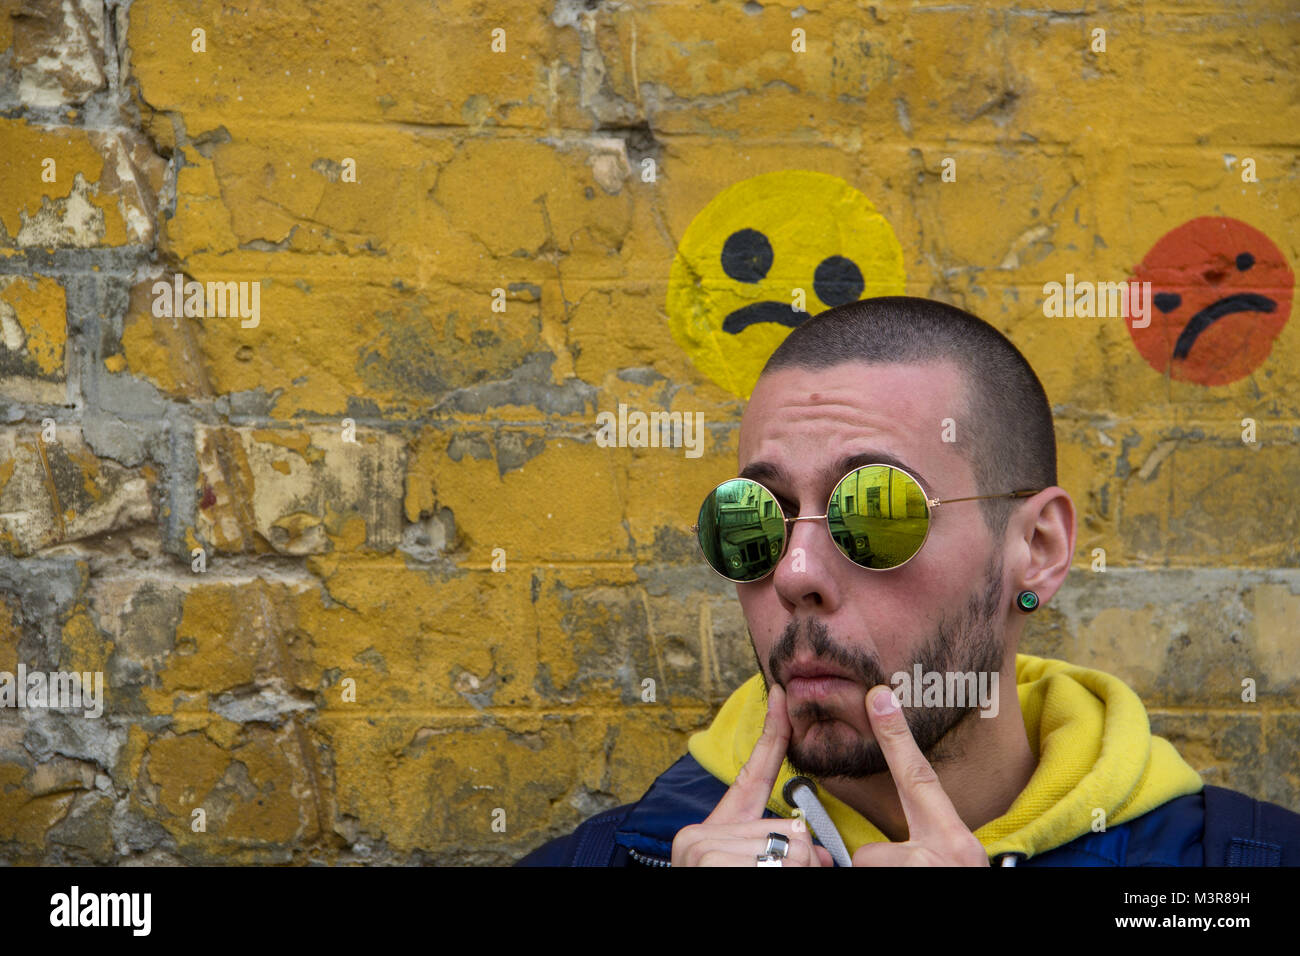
687, 653, 1204, 861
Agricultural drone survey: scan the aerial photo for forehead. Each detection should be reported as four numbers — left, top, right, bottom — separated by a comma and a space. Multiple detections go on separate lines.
737, 360, 972, 493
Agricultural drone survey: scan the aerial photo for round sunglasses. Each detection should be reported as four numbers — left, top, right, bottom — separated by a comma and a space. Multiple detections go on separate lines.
692, 463, 1042, 582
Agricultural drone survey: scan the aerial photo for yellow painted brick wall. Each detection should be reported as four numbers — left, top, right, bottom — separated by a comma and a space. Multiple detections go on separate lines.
0, 0, 1296, 864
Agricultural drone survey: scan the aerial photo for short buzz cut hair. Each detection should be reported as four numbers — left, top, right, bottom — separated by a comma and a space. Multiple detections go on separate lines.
758, 296, 1057, 538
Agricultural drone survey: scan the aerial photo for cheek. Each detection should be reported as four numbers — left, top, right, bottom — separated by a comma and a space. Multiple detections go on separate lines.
736, 585, 778, 669
736, 583, 771, 629
912, 520, 995, 596
927, 517, 989, 568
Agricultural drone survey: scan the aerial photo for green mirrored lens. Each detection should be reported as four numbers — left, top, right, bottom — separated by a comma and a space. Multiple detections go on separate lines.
697, 479, 785, 582
827, 465, 930, 569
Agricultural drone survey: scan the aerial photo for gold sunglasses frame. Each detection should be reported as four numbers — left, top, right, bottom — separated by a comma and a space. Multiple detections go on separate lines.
691, 463, 1042, 581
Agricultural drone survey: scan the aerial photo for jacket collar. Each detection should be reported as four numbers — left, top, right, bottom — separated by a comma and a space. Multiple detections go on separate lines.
612, 753, 738, 860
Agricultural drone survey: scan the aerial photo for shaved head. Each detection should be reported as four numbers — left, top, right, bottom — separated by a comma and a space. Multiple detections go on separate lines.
759, 296, 1057, 537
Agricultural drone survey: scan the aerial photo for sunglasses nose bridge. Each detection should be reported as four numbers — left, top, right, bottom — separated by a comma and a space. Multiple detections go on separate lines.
787, 514, 830, 532
780, 513, 833, 562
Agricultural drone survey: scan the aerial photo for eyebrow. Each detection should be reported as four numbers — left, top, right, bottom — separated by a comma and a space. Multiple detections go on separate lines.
739, 451, 932, 497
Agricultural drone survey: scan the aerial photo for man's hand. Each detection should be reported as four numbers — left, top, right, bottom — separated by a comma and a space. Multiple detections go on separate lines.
672, 684, 834, 867
851, 686, 990, 867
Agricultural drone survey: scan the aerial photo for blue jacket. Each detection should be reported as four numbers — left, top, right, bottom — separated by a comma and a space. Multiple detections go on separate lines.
517, 752, 1300, 867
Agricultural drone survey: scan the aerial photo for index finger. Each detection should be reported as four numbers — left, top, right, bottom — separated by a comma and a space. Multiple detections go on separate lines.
706, 682, 791, 825
864, 685, 962, 841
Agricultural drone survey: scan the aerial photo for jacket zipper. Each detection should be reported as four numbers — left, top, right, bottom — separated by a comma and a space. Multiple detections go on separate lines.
628, 847, 671, 867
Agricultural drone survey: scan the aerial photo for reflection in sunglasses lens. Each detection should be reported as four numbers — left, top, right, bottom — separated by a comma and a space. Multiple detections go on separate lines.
828, 465, 929, 569
697, 479, 785, 581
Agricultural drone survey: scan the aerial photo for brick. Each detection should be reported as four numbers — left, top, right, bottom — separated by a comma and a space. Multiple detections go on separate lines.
298, 559, 537, 712
128, 0, 559, 128
87, 575, 317, 720
0, 425, 154, 556
1117, 430, 1299, 567
195, 424, 405, 555
0, 119, 165, 247
0, 274, 66, 403
0, 760, 76, 854
405, 428, 627, 564
10, 0, 107, 107
1121, 11, 1299, 147
130, 724, 321, 861
158, 129, 433, 273
121, 271, 559, 418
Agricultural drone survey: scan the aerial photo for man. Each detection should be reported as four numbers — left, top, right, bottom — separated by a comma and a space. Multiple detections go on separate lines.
518, 296, 1300, 867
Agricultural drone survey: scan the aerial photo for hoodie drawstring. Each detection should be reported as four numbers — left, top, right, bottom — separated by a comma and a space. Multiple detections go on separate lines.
783, 776, 854, 867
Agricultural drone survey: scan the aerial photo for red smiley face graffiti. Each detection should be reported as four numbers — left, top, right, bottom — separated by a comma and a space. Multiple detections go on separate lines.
1128, 217, 1293, 386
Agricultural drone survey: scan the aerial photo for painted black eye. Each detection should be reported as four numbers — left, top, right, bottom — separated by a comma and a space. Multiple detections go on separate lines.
813, 255, 864, 307
721, 229, 773, 283
1236, 252, 1255, 271
1154, 292, 1182, 313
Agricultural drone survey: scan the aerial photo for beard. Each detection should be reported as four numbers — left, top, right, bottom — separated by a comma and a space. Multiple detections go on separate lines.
753, 555, 1006, 780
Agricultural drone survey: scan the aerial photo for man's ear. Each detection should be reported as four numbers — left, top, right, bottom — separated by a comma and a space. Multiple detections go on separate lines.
1016, 487, 1075, 604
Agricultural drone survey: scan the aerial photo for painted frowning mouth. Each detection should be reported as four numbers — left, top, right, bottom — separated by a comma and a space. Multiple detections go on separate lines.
1166, 292, 1277, 360
722, 301, 809, 334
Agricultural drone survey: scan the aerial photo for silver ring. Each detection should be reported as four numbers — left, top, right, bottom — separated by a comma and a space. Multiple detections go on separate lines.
756, 853, 784, 867
763, 832, 790, 859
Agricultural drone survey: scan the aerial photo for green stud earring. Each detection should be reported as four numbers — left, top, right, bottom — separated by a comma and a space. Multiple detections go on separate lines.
1016, 590, 1039, 612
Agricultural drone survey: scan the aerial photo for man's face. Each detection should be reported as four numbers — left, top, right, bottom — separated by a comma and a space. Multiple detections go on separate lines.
736, 360, 1010, 779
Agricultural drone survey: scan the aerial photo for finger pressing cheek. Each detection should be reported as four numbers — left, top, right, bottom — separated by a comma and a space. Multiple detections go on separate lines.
867, 685, 902, 721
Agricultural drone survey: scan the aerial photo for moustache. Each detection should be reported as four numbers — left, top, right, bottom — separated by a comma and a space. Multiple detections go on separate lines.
768, 617, 889, 688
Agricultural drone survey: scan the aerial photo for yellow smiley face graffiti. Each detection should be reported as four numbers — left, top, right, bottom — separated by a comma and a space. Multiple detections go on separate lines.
666, 171, 907, 398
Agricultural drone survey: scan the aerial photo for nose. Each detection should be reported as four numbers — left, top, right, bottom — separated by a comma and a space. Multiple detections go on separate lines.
771, 513, 843, 610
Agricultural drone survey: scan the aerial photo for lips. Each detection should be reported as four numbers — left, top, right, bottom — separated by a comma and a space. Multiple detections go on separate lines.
783, 658, 858, 683
782, 659, 861, 701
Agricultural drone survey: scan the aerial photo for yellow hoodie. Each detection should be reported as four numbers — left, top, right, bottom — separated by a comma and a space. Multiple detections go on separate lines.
687, 653, 1205, 860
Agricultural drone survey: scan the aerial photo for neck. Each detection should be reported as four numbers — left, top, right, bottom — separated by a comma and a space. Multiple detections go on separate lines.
820, 667, 1036, 841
